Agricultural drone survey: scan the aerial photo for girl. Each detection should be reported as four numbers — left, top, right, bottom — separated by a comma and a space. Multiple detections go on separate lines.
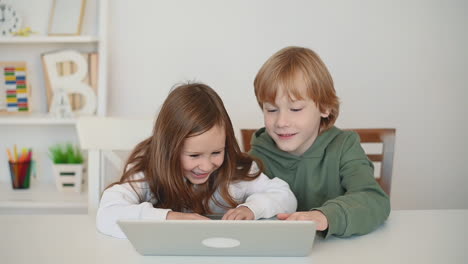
97, 83, 297, 238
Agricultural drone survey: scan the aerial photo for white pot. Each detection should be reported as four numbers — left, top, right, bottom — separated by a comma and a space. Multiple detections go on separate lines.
52, 164, 84, 192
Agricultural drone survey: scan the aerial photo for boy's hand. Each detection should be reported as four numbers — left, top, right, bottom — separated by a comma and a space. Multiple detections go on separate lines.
222, 206, 254, 220
166, 211, 210, 220
277, 210, 328, 231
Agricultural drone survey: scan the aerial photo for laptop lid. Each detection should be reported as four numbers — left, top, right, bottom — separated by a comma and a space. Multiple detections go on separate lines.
117, 219, 316, 257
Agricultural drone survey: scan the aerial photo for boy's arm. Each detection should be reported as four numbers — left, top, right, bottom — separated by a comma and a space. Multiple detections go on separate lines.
312, 132, 391, 238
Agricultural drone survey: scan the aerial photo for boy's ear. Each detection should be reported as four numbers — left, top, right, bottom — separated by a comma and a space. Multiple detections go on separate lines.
320, 109, 331, 118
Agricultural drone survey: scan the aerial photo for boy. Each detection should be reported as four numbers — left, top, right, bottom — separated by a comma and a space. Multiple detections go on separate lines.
249, 46, 390, 238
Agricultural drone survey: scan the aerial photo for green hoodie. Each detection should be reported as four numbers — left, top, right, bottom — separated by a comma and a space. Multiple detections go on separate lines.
249, 126, 390, 238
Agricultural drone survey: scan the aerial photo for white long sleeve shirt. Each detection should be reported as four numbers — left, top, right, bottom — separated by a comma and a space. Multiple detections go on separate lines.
97, 165, 297, 238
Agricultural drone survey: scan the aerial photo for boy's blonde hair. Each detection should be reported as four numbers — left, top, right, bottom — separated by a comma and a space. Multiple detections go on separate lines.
254, 46, 340, 131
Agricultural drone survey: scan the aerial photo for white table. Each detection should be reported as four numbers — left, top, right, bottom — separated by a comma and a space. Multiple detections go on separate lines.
1, 210, 467, 264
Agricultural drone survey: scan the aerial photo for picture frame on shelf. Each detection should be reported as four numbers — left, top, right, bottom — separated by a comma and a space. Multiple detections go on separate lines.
48, 0, 87, 36
0, 61, 31, 114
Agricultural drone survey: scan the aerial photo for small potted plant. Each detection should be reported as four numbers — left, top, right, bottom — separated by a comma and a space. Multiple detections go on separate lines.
49, 143, 84, 192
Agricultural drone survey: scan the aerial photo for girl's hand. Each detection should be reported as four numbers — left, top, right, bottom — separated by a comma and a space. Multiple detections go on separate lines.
222, 206, 254, 220
166, 211, 211, 220
277, 210, 329, 231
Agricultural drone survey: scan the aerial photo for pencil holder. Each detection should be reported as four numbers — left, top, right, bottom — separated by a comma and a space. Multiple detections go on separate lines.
8, 160, 33, 189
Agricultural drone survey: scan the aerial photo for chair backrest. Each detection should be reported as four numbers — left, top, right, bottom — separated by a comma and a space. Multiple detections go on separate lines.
77, 117, 154, 151
240, 128, 395, 196
241, 129, 258, 153
343, 128, 395, 196
76, 117, 154, 211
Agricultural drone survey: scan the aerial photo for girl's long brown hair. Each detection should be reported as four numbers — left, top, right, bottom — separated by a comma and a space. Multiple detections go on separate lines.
108, 83, 262, 214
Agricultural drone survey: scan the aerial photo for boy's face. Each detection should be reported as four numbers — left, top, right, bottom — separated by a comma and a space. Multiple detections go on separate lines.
262, 86, 329, 156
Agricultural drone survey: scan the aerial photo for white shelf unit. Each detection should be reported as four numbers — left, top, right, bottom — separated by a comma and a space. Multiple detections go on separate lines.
0, 36, 99, 43
0, 183, 87, 214
0, 0, 108, 214
0, 114, 76, 125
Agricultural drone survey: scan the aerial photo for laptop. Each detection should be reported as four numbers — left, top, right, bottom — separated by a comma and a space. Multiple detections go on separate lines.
117, 217, 316, 257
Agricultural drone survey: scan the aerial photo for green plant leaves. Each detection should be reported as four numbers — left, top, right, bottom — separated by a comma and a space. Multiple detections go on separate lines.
49, 143, 84, 164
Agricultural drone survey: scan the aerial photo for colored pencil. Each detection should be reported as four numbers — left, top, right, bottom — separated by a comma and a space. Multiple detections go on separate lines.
7, 149, 14, 162
13, 161, 19, 188
14, 144, 18, 162
20, 148, 27, 162
26, 149, 32, 162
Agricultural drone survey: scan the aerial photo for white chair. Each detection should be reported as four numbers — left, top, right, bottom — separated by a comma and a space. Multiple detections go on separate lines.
76, 117, 154, 213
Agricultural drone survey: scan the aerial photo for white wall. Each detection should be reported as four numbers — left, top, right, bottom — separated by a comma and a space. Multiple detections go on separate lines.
106, 0, 468, 210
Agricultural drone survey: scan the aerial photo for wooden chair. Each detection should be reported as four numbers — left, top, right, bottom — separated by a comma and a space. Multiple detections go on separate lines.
240, 128, 395, 196
343, 128, 395, 196
241, 129, 258, 153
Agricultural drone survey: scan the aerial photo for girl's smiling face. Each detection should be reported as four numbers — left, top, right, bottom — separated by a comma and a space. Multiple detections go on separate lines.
180, 125, 226, 184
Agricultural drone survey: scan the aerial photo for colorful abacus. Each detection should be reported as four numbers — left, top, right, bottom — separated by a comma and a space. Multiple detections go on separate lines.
3, 65, 29, 112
